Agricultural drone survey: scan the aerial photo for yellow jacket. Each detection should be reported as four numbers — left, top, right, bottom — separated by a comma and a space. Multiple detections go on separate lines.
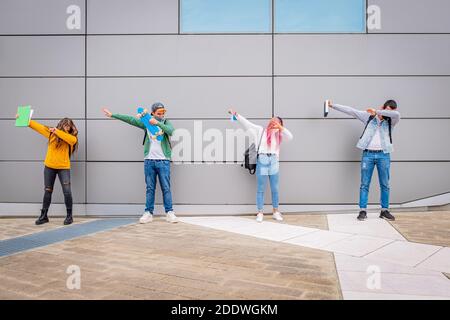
29, 120, 78, 170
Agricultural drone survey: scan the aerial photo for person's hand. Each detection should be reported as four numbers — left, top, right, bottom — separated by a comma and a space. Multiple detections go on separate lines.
228, 108, 237, 116
102, 108, 112, 118
15, 114, 19, 119
273, 122, 283, 130
49, 127, 56, 133
366, 108, 376, 116
327, 100, 333, 108
150, 118, 158, 125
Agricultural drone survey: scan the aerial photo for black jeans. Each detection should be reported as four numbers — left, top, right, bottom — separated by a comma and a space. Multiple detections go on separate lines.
43, 166, 73, 211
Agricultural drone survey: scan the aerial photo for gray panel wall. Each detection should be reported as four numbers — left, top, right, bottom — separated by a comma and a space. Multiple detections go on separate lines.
368, 0, 450, 33
0, 36, 85, 76
87, 35, 272, 76
1, 0, 449, 212
275, 35, 450, 76
87, 0, 178, 34
0, 0, 85, 34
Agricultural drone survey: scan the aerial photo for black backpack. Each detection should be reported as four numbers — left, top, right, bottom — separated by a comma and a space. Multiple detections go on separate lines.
242, 131, 264, 175
360, 115, 392, 144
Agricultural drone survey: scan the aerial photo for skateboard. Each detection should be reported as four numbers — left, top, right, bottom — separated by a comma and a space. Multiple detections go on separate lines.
136, 107, 164, 141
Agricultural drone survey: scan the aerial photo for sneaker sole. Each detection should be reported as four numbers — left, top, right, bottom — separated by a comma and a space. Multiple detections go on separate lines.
139, 220, 152, 224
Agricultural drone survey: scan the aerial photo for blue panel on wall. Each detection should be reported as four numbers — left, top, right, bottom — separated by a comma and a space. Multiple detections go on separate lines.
275, 0, 366, 33
181, 0, 272, 33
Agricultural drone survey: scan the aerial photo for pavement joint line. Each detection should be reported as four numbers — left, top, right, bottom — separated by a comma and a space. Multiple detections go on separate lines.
412, 245, 445, 268
360, 239, 398, 258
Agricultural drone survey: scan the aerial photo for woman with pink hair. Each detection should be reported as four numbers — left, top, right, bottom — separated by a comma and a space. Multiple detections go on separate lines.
229, 109, 293, 222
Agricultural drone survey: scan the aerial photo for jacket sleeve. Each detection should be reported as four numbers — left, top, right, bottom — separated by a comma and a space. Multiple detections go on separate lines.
331, 104, 370, 123
377, 109, 401, 127
157, 119, 175, 136
111, 113, 146, 130
236, 114, 260, 131
28, 120, 50, 138
54, 129, 77, 146
281, 127, 294, 141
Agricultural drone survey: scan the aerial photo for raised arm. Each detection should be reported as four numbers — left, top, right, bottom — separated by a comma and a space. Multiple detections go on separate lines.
228, 109, 262, 132
377, 109, 401, 127
102, 107, 145, 130
29, 120, 50, 138
330, 103, 370, 123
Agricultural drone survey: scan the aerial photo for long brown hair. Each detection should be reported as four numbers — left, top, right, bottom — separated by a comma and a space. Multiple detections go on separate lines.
49, 118, 78, 156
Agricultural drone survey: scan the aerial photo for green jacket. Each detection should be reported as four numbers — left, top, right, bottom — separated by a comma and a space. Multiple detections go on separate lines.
112, 113, 175, 159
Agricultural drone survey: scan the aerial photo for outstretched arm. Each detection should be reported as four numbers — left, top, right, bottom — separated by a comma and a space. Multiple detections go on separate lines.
102, 107, 145, 130
28, 120, 50, 138
228, 108, 262, 132
329, 102, 370, 123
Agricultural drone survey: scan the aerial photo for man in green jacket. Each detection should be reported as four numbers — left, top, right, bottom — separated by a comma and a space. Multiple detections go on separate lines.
102, 103, 177, 224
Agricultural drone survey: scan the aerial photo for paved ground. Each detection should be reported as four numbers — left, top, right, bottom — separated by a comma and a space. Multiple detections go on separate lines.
0, 217, 341, 300
0, 211, 448, 300
243, 214, 329, 230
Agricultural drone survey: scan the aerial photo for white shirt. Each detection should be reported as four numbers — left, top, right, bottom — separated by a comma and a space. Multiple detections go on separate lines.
145, 129, 167, 160
237, 115, 293, 156
366, 119, 383, 151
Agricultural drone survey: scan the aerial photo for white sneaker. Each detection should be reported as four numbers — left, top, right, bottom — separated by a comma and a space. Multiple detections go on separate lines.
256, 213, 264, 223
272, 211, 284, 221
166, 211, 178, 223
139, 212, 153, 224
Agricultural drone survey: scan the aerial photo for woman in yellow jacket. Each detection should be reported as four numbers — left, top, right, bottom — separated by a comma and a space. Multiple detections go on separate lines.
18, 116, 78, 225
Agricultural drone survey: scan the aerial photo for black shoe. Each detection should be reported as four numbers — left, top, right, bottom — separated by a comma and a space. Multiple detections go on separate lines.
35, 209, 49, 225
357, 210, 367, 221
380, 210, 395, 221
64, 209, 73, 225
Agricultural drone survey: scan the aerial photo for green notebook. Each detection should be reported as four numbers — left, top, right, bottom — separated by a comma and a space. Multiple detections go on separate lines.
15, 106, 33, 127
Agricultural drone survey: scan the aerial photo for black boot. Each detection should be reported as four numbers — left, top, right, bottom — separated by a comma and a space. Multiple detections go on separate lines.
64, 209, 73, 225
35, 209, 49, 225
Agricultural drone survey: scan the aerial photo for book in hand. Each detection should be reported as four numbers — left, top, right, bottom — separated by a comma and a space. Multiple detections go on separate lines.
324, 100, 330, 117
15, 105, 34, 127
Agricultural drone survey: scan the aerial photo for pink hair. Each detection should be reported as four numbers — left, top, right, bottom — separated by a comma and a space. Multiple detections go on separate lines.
266, 117, 283, 149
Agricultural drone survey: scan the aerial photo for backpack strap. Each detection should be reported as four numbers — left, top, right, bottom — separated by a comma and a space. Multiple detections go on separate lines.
256, 129, 264, 155
142, 130, 147, 145
387, 117, 392, 144
360, 115, 375, 139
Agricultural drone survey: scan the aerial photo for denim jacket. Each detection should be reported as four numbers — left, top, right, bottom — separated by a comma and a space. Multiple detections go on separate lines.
332, 104, 401, 154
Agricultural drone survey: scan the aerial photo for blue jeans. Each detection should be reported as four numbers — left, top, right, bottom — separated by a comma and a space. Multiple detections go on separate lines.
144, 159, 173, 214
256, 154, 279, 211
359, 150, 391, 210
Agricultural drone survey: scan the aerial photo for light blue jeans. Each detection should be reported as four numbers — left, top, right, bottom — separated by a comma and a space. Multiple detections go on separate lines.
256, 154, 279, 211
359, 150, 391, 209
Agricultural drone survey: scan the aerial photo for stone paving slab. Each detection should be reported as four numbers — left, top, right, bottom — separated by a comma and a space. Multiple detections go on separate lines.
389, 211, 450, 247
